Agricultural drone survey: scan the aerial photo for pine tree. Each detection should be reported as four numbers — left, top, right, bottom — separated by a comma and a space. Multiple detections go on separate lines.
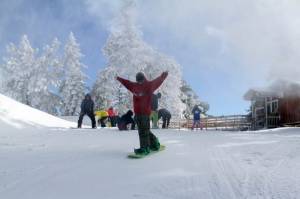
92, 66, 117, 110
60, 32, 87, 116
1, 36, 64, 115
94, 0, 185, 115
180, 80, 209, 118
29, 38, 63, 115
2, 35, 37, 105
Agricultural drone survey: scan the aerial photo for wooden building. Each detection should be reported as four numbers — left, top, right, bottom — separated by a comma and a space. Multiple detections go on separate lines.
244, 86, 300, 130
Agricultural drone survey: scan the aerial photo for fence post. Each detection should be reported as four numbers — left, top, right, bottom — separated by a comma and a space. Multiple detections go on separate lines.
233, 116, 235, 130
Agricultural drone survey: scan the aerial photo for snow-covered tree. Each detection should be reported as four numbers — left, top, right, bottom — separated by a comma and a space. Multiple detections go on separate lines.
1, 35, 63, 115
92, 67, 117, 110
94, 0, 185, 115
1, 35, 37, 105
180, 80, 209, 118
92, 66, 132, 113
60, 32, 87, 116
29, 38, 63, 115
0, 65, 4, 93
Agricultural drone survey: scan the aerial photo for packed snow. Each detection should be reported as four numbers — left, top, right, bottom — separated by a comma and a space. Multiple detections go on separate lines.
0, 94, 74, 129
1, 94, 300, 199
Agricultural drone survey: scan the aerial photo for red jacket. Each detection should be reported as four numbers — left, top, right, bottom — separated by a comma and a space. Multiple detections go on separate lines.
117, 72, 168, 115
107, 108, 116, 117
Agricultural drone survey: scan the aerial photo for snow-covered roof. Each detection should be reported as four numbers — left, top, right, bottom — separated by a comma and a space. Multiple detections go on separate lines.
244, 80, 300, 101
243, 89, 280, 101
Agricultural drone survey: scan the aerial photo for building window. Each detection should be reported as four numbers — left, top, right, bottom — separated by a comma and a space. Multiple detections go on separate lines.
267, 99, 278, 114
272, 100, 278, 113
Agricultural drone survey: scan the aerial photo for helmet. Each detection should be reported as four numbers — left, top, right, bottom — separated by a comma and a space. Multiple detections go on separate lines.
136, 72, 145, 83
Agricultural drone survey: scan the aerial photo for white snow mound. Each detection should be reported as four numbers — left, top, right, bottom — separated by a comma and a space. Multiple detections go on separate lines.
0, 93, 74, 129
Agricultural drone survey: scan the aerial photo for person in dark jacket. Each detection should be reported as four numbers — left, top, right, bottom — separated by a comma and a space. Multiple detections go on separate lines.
78, 94, 96, 128
150, 92, 161, 129
158, 108, 171, 129
116, 71, 168, 155
191, 105, 202, 130
117, 110, 135, 130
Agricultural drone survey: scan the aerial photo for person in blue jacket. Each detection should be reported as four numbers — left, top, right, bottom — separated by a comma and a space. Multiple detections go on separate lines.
191, 105, 202, 130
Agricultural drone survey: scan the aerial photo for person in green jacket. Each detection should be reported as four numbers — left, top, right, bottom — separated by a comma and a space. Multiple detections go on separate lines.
150, 92, 161, 129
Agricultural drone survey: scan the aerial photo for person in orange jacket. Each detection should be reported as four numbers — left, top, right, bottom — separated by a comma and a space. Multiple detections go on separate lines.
107, 106, 118, 127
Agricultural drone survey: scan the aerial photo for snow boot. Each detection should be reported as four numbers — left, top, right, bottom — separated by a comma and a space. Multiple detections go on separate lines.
134, 147, 150, 155
150, 138, 160, 151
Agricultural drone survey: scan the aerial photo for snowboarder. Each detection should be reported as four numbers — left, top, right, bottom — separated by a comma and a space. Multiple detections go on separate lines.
116, 71, 168, 155
150, 92, 161, 129
117, 110, 135, 130
78, 94, 96, 128
191, 105, 202, 130
158, 108, 172, 129
107, 106, 118, 127
95, 110, 109, 127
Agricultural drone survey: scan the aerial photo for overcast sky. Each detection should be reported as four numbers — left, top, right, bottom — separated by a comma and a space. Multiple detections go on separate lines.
1, 0, 300, 115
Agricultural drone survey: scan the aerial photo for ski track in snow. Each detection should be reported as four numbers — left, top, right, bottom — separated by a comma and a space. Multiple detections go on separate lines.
1, 129, 300, 199
142, 132, 300, 199
209, 134, 300, 199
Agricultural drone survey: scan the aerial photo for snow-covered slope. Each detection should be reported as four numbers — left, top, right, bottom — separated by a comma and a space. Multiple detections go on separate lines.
1, 127, 300, 199
1, 94, 300, 199
0, 93, 74, 129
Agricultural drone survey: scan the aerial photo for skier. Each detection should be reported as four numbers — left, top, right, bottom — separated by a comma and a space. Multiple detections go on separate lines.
116, 71, 168, 155
107, 106, 118, 127
117, 110, 135, 130
158, 108, 172, 129
150, 92, 161, 129
78, 94, 96, 128
191, 105, 202, 130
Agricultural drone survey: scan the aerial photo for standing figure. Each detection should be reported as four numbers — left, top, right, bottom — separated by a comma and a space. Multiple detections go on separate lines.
77, 94, 96, 128
107, 107, 118, 127
158, 108, 172, 129
117, 110, 135, 130
191, 105, 202, 130
150, 92, 161, 128
116, 71, 168, 155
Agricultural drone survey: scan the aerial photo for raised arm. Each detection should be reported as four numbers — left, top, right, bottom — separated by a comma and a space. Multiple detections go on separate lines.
116, 76, 136, 93
150, 71, 168, 92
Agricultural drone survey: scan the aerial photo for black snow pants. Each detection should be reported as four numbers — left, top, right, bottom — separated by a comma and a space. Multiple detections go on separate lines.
134, 115, 159, 149
162, 116, 171, 129
78, 112, 96, 128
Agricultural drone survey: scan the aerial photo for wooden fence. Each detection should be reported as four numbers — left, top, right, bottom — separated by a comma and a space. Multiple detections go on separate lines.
61, 115, 251, 131
165, 115, 251, 131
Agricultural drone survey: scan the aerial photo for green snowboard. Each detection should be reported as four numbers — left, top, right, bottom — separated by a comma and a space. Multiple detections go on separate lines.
127, 145, 166, 159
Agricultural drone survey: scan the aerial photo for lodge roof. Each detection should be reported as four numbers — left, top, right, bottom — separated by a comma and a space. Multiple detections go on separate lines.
244, 80, 300, 101
243, 89, 280, 101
